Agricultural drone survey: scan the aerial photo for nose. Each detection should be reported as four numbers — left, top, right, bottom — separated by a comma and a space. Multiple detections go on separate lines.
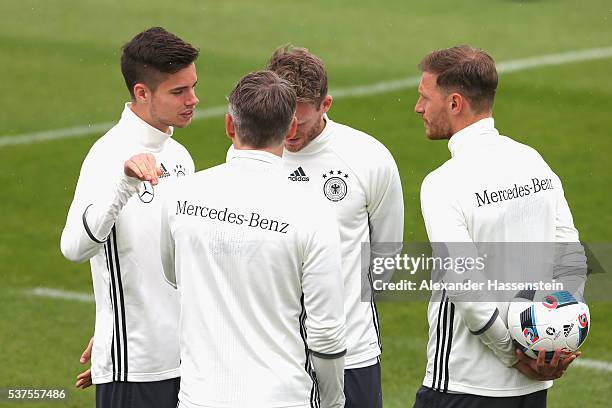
414, 97, 424, 114
186, 89, 199, 107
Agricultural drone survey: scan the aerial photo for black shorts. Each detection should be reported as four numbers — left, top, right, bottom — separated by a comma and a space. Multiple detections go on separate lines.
344, 361, 383, 408
412, 385, 547, 408
96, 377, 180, 408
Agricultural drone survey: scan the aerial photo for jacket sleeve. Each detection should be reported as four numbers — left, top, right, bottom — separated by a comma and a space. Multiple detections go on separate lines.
552, 174, 587, 300
302, 203, 346, 356
302, 202, 346, 406
420, 172, 518, 367
60, 146, 140, 263
310, 354, 345, 408
366, 147, 404, 283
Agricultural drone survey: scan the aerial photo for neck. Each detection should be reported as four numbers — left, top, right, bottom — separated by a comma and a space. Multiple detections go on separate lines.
234, 143, 284, 157
130, 102, 170, 134
314, 115, 326, 138
451, 112, 491, 135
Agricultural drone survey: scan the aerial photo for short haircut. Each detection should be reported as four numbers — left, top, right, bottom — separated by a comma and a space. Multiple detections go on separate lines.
228, 71, 297, 148
121, 27, 199, 98
418, 45, 498, 113
267, 45, 327, 107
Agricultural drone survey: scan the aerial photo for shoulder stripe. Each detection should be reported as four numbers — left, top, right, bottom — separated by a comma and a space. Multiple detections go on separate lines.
437, 298, 449, 391
443, 302, 455, 393
299, 294, 320, 408
367, 268, 382, 350
105, 239, 121, 381
111, 226, 129, 381
431, 289, 446, 389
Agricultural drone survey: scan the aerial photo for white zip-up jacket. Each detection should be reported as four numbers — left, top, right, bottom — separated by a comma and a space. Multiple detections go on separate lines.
160, 149, 346, 408
227, 116, 404, 368
60, 104, 194, 383
420, 118, 586, 397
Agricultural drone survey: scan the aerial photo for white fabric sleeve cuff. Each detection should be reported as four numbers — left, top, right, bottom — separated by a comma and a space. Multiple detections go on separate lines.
477, 314, 519, 367
311, 353, 345, 408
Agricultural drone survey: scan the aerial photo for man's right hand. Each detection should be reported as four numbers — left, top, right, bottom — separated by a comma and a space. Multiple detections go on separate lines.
513, 348, 579, 381
75, 337, 93, 389
124, 153, 162, 185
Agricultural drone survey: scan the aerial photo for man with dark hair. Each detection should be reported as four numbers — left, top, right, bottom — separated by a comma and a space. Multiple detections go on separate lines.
413, 45, 585, 407
60, 27, 199, 408
228, 46, 404, 408
152, 70, 347, 408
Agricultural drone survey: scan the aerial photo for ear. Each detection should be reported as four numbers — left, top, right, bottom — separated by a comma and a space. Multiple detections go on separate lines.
320, 95, 333, 114
285, 116, 298, 140
449, 92, 465, 115
225, 113, 236, 141
133, 83, 150, 103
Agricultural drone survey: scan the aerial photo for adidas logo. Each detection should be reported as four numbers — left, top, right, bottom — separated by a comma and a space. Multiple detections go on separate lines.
563, 323, 574, 337
288, 167, 309, 182
159, 163, 171, 179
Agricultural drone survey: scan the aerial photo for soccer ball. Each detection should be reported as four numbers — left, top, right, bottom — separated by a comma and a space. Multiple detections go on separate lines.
507, 291, 590, 361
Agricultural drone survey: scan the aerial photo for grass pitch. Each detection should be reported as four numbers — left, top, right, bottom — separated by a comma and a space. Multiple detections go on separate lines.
1, 1, 611, 407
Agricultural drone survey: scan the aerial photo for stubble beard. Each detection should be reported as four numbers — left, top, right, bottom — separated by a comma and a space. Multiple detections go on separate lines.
426, 113, 453, 140
285, 116, 326, 152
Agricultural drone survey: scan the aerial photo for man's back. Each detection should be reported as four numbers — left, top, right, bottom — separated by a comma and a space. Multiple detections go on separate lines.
420, 118, 582, 396
421, 118, 576, 244
229, 116, 405, 367
161, 149, 346, 408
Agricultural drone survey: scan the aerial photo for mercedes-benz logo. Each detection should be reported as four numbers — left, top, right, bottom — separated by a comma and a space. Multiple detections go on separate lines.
138, 181, 154, 203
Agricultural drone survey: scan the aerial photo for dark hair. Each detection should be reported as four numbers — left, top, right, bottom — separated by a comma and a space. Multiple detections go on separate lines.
267, 45, 327, 106
121, 27, 199, 98
228, 71, 297, 148
418, 45, 497, 113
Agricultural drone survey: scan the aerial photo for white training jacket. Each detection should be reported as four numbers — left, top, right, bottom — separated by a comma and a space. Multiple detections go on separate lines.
227, 116, 404, 368
160, 149, 346, 408
420, 118, 586, 397
60, 104, 194, 383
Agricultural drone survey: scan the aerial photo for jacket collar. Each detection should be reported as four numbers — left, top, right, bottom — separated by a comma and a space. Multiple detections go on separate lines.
448, 117, 499, 157
121, 103, 173, 152
229, 148, 283, 168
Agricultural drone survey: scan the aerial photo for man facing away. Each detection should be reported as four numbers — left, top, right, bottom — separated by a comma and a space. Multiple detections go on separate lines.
60, 27, 199, 408
413, 45, 586, 408
157, 70, 347, 408
228, 46, 405, 408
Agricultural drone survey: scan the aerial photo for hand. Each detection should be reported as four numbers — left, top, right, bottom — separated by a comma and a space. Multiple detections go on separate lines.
513, 348, 580, 381
124, 153, 162, 185
75, 337, 93, 389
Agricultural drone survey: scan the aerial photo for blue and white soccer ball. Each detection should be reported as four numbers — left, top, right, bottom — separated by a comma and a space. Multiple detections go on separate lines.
507, 291, 590, 360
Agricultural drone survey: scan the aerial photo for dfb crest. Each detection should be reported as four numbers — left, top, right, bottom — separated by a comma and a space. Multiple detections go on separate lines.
322, 170, 349, 202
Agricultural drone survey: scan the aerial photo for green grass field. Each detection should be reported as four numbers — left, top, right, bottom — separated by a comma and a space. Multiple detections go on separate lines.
1, 1, 611, 407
